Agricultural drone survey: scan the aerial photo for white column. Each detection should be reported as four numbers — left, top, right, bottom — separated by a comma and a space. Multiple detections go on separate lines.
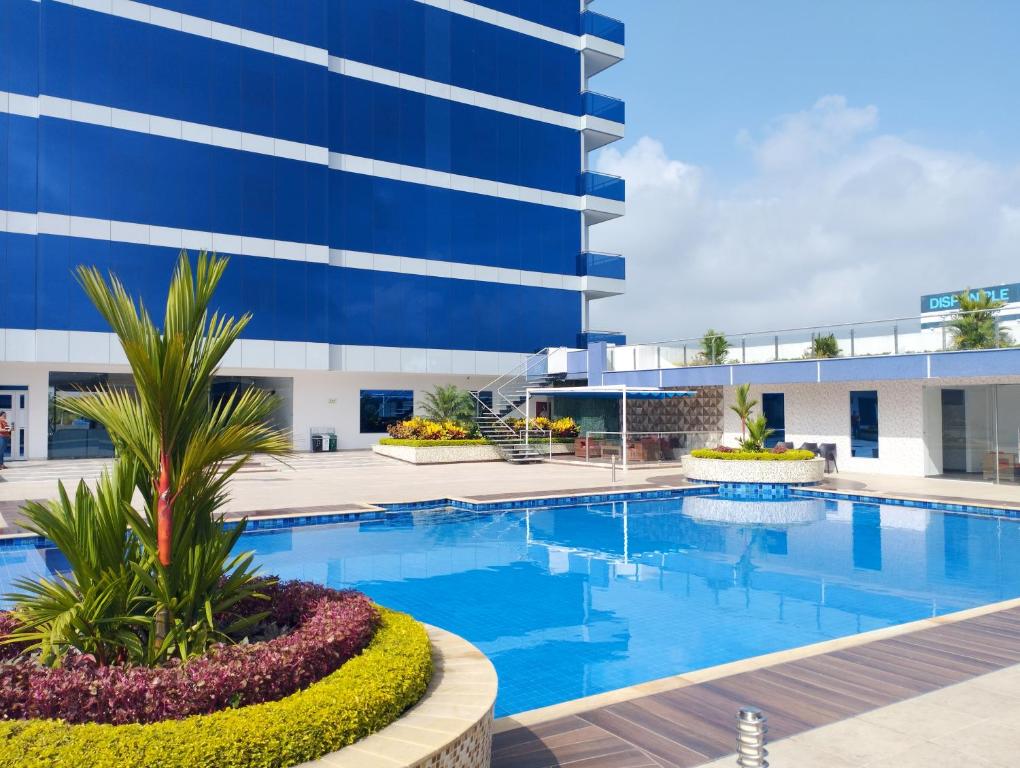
525, 390, 530, 446
621, 389, 628, 469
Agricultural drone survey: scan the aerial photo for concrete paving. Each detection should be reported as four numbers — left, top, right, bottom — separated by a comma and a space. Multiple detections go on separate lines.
2, 454, 1019, 524
697, 663, 1020, 768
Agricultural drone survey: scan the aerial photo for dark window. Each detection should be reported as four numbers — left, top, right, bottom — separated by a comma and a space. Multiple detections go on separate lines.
850, 390, 879, 458
762, 393, 785, 447
360, 390, 414, 433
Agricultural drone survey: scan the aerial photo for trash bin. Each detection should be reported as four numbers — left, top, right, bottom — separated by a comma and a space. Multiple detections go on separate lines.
327, 433, 338, 452
311, 434, 324, 452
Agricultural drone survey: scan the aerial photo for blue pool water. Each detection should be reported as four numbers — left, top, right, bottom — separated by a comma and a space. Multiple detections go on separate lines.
3, 493, 1020, 716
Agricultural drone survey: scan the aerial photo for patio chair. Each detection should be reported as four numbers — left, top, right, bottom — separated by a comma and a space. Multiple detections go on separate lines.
819, 443, 838, 473
798, 442, 819, 455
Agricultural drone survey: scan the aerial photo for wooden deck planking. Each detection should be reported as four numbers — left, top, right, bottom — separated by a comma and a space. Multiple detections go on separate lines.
492, 606, 1020, 768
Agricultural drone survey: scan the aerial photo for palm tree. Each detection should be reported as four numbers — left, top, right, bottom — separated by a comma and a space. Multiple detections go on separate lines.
807, 333, 841, 358
729, 383, 757, 439
419, 384, 475, 424
948, 289, 1013, 350
699, 328, 730, 365
49, 251, 291, 652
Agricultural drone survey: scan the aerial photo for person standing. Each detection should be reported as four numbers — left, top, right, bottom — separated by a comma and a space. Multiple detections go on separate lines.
0, 411, 10, 469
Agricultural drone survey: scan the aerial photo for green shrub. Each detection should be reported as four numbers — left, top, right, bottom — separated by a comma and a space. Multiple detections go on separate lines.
379, 438, 489, 448
0, 608, 432, 768
691, 449, 816, 461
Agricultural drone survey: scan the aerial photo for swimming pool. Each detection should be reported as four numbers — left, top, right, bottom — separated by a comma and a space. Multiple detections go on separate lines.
3, 492, 1020, 716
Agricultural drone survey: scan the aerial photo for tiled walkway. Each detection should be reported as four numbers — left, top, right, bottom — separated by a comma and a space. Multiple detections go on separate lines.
491, 604, 1020, 767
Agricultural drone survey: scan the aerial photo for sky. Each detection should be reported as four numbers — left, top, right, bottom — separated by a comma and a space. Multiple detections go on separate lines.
587, 0, 1020, 342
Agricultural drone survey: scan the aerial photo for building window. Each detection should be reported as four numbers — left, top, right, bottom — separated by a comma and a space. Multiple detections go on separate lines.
762, 393, 785, 447
360, 390, 414, 433
850, 390, 879, 458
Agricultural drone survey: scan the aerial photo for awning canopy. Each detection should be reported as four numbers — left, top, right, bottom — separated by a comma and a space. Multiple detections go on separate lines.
525, 385, 696, 400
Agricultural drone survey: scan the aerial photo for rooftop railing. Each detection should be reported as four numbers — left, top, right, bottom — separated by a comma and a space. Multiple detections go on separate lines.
581, 10, 625, 45
604, 308, 1020, 371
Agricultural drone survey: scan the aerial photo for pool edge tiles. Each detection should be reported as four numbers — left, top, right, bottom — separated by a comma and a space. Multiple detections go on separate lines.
796, 488, 1020, 518
492, 592, 1020, 734
0, 486, 718, 551
2, 484, 1019, 551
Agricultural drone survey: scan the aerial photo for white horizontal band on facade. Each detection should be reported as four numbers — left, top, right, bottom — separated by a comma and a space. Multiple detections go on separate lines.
0, 209, 331, 264
0, 91, 615, 214
0, 327, 526, 375
326, 152, 583, 211
0, 91, 329, 165
0, 210, 627, 295
329, 57, 617, 133
56, 0, 615, 73
415, 0, 581, 50
54, 0, 329, 66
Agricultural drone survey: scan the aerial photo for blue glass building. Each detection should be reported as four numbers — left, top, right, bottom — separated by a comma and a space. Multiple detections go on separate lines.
0, 0, 624, 457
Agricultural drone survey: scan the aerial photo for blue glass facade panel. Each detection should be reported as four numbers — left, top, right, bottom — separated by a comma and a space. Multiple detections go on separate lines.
329, 173, 579, 275
1, 0, 611, 356
14, 236, 579, 351
331, 0, 580, 114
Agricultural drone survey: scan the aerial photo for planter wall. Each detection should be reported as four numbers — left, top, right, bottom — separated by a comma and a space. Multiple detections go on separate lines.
300, 624, 497, 768
373, 444, 502, 464
373, 443, 573, 465
681, 455, 825, 485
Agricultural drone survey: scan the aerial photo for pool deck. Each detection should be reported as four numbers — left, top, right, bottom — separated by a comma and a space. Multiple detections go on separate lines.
2, 453, 1019, 536
492, 599, 1020, 768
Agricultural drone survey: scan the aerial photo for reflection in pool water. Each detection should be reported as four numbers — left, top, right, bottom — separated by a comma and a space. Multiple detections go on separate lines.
1, 495, 1018, 716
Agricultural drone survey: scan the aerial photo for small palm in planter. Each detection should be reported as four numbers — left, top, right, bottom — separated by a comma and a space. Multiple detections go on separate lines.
739, 415, 775, 453
4, 251, 291, 666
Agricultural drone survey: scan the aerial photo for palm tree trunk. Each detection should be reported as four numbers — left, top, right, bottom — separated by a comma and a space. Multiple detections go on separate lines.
157, 451, 172, 566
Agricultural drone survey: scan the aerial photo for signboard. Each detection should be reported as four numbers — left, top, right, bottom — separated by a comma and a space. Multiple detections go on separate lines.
921, 283, 1020, 313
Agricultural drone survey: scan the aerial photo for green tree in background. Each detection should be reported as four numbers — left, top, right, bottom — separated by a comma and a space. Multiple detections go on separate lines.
948, 289, 1013, 350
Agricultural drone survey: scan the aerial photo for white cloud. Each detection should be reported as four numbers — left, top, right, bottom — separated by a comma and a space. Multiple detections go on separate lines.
589, 97, 1020, 342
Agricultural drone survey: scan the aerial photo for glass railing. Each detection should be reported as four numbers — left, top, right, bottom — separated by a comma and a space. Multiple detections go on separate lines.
579, 171, 625, 202
579, 331, 627, 347
581, 11, 625, 45
577, 251, 625, 280
605, 308, 1020, 371
582, 91, 625, 124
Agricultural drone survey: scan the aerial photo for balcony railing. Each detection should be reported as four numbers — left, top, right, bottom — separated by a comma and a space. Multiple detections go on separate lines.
582, 90, 625, 124
579, 171, 625, 202
603, 307, 1020, 372
581, 10, 625, 45
577, 251, 625, 280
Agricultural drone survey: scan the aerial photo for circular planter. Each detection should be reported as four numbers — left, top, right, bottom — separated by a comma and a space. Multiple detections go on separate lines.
299, 624, 497, 768
681, 455, 825, 485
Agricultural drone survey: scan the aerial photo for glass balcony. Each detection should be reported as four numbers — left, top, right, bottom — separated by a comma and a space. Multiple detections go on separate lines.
582, 91, 625, 124
579, 171, 625, 202
581, 11, 625, 45
577, 251, 626, 280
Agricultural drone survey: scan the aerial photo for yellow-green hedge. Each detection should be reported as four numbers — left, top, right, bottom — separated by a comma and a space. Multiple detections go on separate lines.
0, 608, 432, 768
690, 449, 816, 461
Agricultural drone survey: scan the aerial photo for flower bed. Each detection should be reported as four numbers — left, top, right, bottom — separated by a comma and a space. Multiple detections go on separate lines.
0, 605, 432, 768
0, 581, 378, 725
378, 438, 488, 448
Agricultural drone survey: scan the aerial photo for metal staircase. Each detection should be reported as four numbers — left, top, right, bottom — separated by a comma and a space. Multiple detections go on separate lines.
470, 351, 567, 464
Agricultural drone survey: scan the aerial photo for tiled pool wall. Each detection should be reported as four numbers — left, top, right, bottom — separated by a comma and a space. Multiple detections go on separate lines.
2, 484, 1019, 552
717, 482, 817, 500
